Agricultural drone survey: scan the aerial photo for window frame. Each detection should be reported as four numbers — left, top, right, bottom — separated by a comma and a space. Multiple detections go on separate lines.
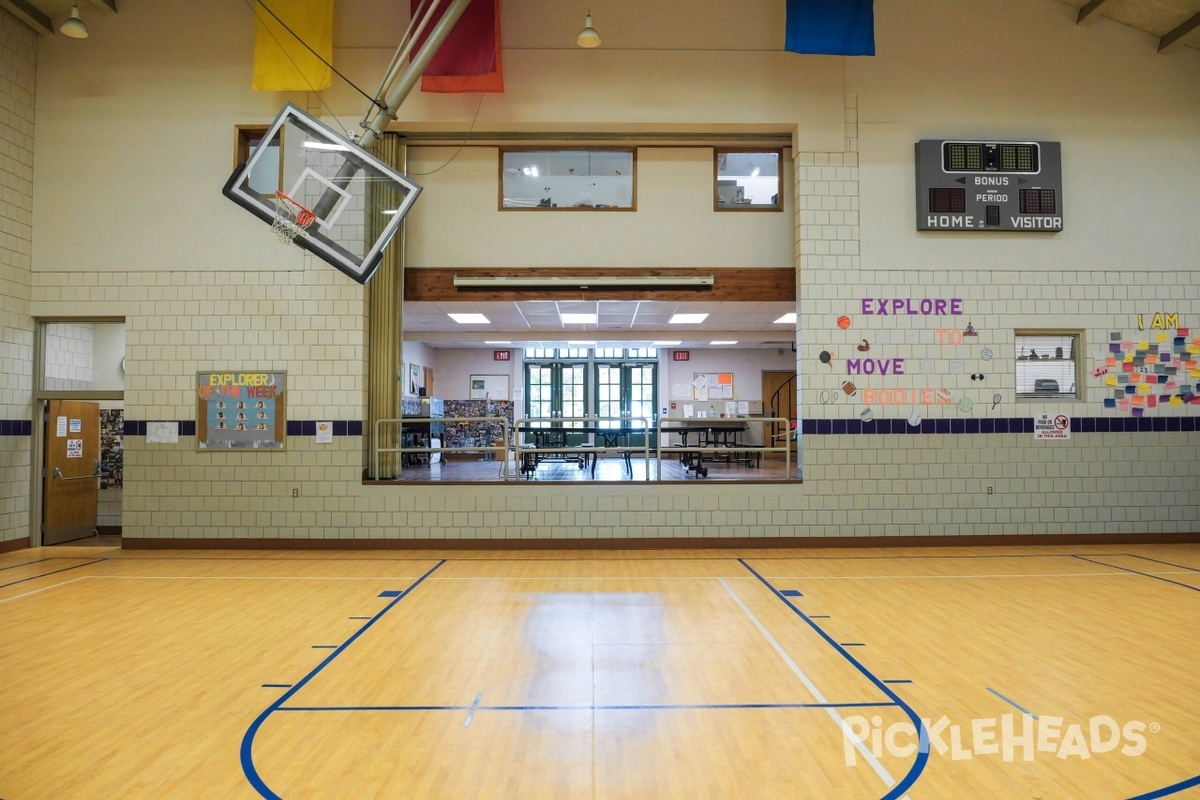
714, 148, 783, 212
499, 147, 637, 211
234, 124, 282, 199
1014, 329, 1084, 401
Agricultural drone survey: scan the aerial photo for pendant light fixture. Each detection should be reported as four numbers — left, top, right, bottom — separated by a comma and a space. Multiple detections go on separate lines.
60, 5, 89, 38
576, 12, 600, 48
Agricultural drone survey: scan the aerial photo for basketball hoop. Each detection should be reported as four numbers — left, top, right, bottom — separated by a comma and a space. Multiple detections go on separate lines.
270, 191, 317, 244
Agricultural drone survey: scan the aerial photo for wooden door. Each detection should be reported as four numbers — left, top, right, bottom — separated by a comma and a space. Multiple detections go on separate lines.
44, 400, 100, 545
761, 370, 797, 460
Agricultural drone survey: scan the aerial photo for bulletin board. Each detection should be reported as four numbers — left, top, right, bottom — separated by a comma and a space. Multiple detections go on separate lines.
692, 372, 734, 401
470, 374, 510, 401
196, 371, 286, 450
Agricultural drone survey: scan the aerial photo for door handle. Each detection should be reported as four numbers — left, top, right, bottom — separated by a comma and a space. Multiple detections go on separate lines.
52, 463, 103, 481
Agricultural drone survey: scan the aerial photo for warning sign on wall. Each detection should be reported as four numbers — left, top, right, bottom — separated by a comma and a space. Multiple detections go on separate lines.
1034, 413, 1071, 440
67, 438, 84, 458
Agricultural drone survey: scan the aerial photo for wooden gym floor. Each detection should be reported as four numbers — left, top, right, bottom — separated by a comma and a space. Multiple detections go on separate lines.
1, 542, 1198, 799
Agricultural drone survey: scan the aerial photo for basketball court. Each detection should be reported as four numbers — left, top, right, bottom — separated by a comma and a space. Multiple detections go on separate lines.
1, 543, 1197, 798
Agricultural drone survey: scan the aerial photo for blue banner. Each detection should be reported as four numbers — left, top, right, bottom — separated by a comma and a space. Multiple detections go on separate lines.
785, 0, 875, 56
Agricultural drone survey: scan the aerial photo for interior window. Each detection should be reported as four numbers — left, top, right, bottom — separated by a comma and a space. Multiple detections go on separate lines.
1015, 331, 1082, 399
501, 149, 636, 210
715, 149, 782, 211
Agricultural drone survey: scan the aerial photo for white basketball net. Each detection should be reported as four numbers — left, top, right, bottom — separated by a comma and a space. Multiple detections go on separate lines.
271, 192, 317, 244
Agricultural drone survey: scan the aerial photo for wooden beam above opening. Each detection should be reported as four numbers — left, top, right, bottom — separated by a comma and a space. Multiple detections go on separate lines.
405, 267, 796, 303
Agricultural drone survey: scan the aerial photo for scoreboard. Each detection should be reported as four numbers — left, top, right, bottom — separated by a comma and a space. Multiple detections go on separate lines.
915, 140, 1063, 232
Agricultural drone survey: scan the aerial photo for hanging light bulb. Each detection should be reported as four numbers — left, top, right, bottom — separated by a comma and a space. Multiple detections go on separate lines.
576, 12, 600, 48
60, 5, 89, 38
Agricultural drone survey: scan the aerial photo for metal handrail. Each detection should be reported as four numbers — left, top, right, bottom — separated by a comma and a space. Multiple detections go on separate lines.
371, 415, 799, 482
374, 416, 511, 480
655, 416, 794, 479
513, 416, 652, 482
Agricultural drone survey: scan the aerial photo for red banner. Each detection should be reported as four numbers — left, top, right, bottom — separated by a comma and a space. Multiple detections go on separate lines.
412, 0, 503, 93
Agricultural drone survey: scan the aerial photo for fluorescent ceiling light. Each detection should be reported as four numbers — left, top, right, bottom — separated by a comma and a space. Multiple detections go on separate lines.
567, 340, 596, 345
560, 313, 598, 324
448, 313, 490, 324
484, 340, 511, 344
710, 340, 738, 345
774, 313, 797, 324
669, 313, 709, 324
652, 340, 681, 346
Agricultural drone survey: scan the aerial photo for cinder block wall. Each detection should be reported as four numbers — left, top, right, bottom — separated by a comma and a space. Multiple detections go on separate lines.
0, 10, 35, 546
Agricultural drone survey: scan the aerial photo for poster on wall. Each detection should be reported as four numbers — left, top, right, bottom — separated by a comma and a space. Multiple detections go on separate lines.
196, 371, 286, 450
470, 374, 510, 401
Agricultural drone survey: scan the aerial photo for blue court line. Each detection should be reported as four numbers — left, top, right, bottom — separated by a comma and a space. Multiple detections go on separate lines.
1072, 555, 1200, 594
1070, 555, 1200, 798
239, 559, 446, 800
739, 558, 929, 800
1128, 554, 1200, 573
1127, 773, 1200, 799
986, 687, 1038, 720
277, 701, 900, 713
0, 558, 107, 590
780, 589, 803, 597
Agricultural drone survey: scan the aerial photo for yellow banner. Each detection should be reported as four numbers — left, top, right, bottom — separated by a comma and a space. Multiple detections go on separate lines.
252, 0, 333, 92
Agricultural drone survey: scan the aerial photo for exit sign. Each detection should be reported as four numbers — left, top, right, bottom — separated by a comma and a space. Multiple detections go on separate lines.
494, 350, 511, 361
673, 351, 690, 361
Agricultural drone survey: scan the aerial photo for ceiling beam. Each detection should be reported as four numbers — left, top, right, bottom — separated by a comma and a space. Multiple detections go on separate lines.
89, 0, 118, 16
1158, 10, 1200, 54
0, 0, 54, 35
1076, 0, 1115, 25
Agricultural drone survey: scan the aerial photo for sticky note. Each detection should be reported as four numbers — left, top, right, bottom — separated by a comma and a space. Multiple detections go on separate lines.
1170, 396, 1184, 406
1156, 333, 1168, 342
1132, 407, 1144, 417
1103, 398, 1116, 408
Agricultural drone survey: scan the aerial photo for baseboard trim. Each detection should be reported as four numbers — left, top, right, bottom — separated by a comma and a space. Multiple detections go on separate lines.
0, 537, 31, 553
120, 532, 1200, 551
97, 526, 122, 537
